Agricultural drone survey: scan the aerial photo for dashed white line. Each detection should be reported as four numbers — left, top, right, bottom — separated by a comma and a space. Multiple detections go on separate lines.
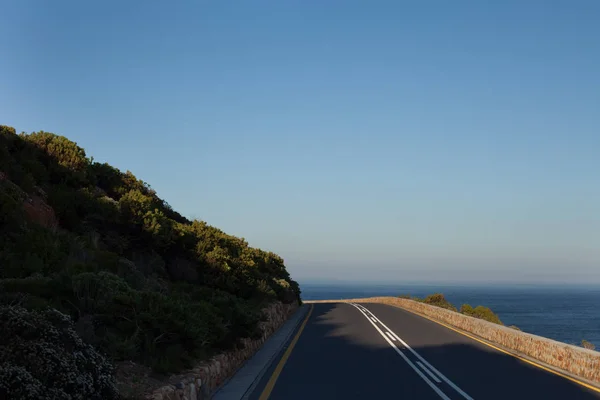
371, 317, 378, 323
350, 303, 474, 400
417, 361, 442, 383
385, 331, 396, 341
349, 303, 452, 400
368, 310, 474, 400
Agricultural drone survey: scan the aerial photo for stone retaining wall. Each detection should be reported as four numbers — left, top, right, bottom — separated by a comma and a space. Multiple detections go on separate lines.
147, 301, 298, 400
310, 297, 600, 385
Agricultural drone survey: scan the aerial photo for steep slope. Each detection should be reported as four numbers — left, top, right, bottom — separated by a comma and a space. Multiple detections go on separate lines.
0, 125, 300, 398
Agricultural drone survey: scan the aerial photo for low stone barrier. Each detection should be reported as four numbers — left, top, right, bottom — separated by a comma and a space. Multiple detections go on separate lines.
147, 301, 298, 400
309, 297, 600, 385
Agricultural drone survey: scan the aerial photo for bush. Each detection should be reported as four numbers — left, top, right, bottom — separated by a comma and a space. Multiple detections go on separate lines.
459, 304, 473, 315
581, 339, 596, 350
423, 293, 457, 311
460, 303, 503, 325
509, 325, 521, 331
72, 271, 131, 314
127, 292, 227, 372
172, 283, 263, 341
0, 275, 67, 311
0, 305, 118, 400
24, 131, 89, 173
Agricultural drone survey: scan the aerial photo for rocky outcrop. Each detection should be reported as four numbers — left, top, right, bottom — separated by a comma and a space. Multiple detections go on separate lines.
310, 297, 600, 385
147, 301, 298, 400
0, 171, 58, 229
22, 194, 58, 229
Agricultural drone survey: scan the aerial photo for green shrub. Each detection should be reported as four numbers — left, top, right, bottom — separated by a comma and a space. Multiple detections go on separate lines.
471, 305, 502, 325
130, 250, 168, 278
460, 304, 473, 314
423, 293, 457, 311
581, 339, 596, 350
24, 131, 89, 173
142, 209, 175, 249
0, 226, 72, 279
118, 189, 154, 223
460, 303, 503, 325
0, 305, 118, 400
173, 283, 263, 341
72, 271, 131, 314
90, 162, 124, 200
47, 185, 92, 231
115, 258, 146, 290
128, 292, 227, 372
0, 275, 60, 309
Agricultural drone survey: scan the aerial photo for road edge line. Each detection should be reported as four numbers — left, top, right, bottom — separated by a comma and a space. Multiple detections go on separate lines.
258, 304, 314, 400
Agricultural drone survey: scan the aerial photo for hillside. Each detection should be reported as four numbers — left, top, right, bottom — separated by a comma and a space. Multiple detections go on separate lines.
0, 125, 300, 399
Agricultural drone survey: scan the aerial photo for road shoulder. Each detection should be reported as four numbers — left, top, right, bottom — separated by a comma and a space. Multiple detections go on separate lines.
212, 304, 311, 400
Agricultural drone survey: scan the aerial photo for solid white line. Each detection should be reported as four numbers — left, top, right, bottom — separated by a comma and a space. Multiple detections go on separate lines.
348, 303, 451, 400
385, 332, 396, 341
417, 361, 442, 383
361, 306, 474, 400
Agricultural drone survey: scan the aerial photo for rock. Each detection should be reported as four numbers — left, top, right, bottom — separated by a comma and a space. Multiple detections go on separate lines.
187, 382, 197, 400
22, 194, 58, 229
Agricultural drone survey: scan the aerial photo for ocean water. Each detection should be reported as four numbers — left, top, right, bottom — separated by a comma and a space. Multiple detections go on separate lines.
300, 283, 600, 347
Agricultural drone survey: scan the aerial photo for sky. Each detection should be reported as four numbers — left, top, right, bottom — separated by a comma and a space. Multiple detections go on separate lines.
1, 1, 599, 284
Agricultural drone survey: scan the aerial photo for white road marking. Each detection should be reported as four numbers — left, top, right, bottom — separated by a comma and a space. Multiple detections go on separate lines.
357, 304, 474, 400
371, 317, 378, 323
348, 303, 452, 400
417, 361, 442, 383
385, 332, 396, 341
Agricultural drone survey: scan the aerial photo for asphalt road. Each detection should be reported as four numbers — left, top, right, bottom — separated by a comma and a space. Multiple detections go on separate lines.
249, 302, 600, 400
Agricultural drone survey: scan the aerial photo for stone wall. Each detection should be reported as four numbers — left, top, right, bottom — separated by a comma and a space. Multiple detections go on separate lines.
147, 301, 298, 400
309, 297, 600, 385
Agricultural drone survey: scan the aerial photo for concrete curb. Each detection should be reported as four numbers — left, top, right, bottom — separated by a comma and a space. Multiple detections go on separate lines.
212, 304, 311, 399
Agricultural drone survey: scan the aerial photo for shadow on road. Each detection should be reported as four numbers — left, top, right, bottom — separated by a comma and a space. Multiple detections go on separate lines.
252, 303, 600, 400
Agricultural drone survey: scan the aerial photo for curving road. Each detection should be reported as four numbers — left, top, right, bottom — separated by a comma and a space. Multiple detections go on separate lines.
249, 302, 600, 400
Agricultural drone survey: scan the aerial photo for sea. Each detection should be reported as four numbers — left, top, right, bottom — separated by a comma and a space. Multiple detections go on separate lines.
300, 282, 600, 347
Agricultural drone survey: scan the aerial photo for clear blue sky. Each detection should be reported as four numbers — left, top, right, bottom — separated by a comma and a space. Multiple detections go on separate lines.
2, 1, 599, 284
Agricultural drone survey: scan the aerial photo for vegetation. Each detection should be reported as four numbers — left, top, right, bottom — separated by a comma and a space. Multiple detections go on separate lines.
397, 293, 457, 312
460, 304, 503, 325
421, 293, 457, 312
581, 340, 596, 350
0, 125, 300, 396
398, 292, 506, 325
0, 305, 118, 400
509, 325, 521, 331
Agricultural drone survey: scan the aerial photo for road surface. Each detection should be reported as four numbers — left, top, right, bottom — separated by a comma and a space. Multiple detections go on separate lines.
249, 302, 600, 400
